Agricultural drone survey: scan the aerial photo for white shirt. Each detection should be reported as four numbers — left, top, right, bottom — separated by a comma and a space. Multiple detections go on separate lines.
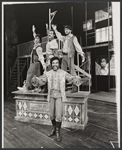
36, 47, 45, 66
46, 39, 58, 55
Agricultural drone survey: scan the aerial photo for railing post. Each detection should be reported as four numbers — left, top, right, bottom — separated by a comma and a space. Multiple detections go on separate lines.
88, 57, 91, 92
17, 45, 20, 86
77, 53, 80, 92
58, 39, 60, 50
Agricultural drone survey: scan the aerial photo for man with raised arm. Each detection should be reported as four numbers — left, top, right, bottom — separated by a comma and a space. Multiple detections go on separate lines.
46, 24, 59, 71
52, 24, 85, 93
17, 25, 46, 92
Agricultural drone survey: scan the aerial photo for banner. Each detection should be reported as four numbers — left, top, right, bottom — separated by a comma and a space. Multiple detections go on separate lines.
95, 6, 112, 23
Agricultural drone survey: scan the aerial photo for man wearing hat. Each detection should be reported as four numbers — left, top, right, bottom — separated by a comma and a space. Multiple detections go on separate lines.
52, 24, 85, 93
17, 25, 46, 92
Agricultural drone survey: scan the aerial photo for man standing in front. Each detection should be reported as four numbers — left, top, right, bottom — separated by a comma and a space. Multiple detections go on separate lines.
52, 24, 85, 93
31, 57, 81, 142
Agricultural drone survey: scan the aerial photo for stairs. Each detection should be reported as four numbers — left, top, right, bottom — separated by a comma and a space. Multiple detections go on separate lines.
66, 64, 91, 92
10, 58, 27, 88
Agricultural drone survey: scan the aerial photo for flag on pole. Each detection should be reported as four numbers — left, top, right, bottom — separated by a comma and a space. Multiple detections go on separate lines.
50, 11, 57, 17
50, 11, 57, 22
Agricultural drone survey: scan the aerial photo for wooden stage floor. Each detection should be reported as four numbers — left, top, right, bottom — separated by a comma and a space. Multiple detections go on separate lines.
4, 96, 119, 148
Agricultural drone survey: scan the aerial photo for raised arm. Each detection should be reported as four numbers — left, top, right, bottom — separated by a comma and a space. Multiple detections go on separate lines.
46, 23, 49, 35
52, 24, 65, 42
32, 25, 36, 38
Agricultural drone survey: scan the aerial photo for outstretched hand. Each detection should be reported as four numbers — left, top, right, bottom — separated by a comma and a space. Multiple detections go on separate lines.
73, 76, 82, 86
81, 54, 85, 63
46, 24, 48, 30
52, 24, 57, 30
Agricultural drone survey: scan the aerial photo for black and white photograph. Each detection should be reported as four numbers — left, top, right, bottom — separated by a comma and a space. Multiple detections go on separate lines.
2, 1, 120, 148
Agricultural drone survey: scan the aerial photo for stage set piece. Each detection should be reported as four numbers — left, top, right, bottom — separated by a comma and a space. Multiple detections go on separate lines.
12, 91, 89, 130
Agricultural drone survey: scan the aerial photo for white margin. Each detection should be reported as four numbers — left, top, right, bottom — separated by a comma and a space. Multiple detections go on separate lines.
2, 2, 4, 148
112, 2, 120, 148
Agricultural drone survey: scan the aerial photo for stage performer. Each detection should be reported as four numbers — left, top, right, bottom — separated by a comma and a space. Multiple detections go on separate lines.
46, 24, 59, 71
31, 57, 82, 142
17, 25, 46, 92
52, 24, 85, 93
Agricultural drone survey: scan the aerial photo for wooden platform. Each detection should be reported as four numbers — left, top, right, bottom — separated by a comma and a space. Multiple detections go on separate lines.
12, 90, 90, 130
89, 91, 116, 104
4, 95, 119, 148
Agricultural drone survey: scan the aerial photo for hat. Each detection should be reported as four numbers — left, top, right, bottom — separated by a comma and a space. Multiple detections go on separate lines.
64, 25, 72, 31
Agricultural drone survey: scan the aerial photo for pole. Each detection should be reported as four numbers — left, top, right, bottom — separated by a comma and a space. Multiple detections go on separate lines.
5, 33, 8, 96
49, 8, 51, 30
108, 2, 110, 92
17, 46, 20, 86
71, 6, 73, 32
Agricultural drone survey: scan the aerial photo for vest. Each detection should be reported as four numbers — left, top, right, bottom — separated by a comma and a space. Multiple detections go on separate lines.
30, 44, 41, 63
46, 69, 67, 102
67, 35, 76, 58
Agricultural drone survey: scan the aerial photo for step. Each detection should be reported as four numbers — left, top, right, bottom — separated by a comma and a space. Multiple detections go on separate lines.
11, 73, 17, 76
66, 83, 72, 86
11, 75, 17, 78
19, 59, 26, 61
11, 77, 17, 79
110, 88, 116, 92
12, 67, 25, 72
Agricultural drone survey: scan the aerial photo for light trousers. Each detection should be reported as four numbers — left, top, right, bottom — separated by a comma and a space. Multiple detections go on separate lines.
61, 55, 77, 76
26, 62, 40, 89
49, 97, 63, 122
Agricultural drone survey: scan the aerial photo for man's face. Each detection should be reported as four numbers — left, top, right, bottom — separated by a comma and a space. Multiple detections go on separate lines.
48, 30, 54, 40
34, 37, 40, 44
52, 59, 59, 71
101, 59, 107, 68
64, 28, 72, 35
